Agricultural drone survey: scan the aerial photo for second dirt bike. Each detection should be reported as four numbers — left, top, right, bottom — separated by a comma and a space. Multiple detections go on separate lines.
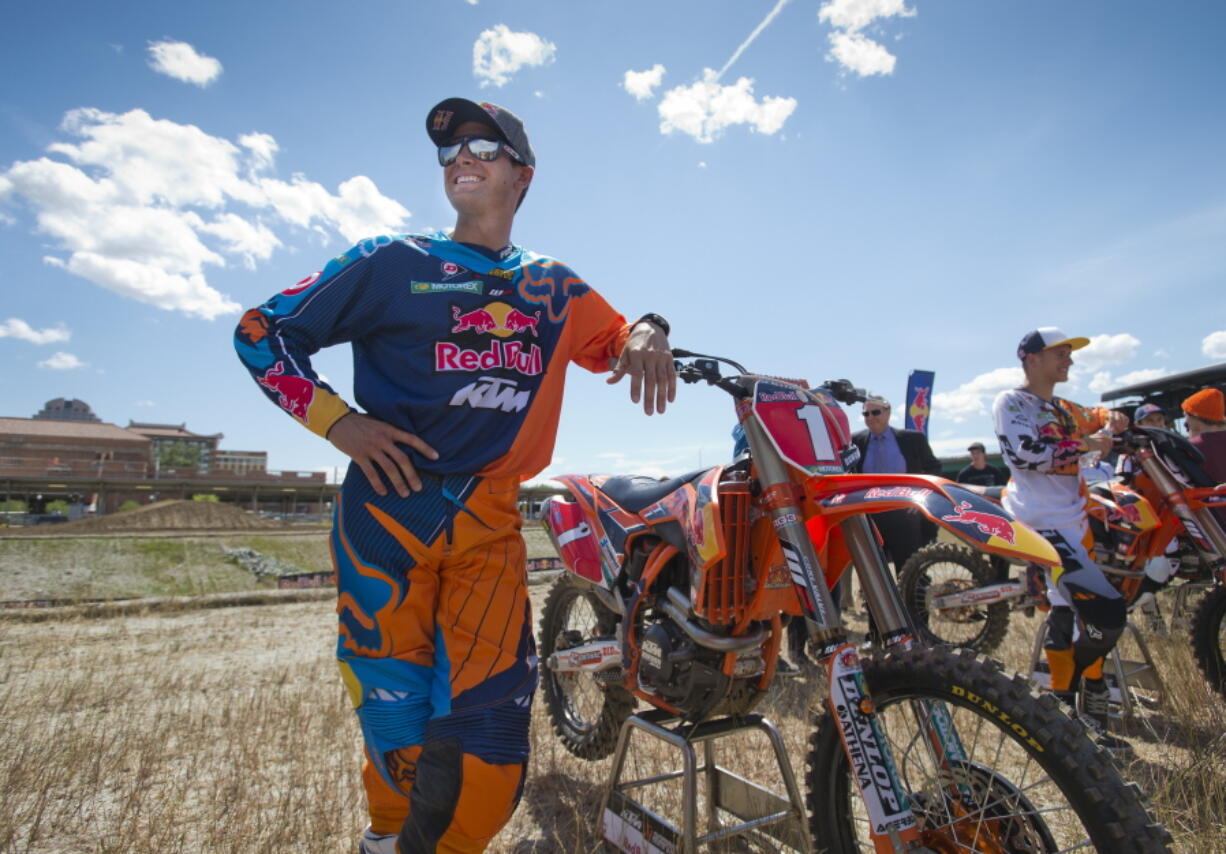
899, 426, 1226, 697
539, 350, 1170, 853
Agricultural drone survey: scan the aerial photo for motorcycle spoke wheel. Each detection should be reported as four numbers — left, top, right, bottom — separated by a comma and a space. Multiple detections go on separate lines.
899, 544, 1011, 654
1190, 584, 1226, 698
806, 647, 1171, 853
538, 575, 635, 760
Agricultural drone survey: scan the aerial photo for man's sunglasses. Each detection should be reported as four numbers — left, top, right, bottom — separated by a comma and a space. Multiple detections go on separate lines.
862, 409, 885, 417
437, 135, 525, 167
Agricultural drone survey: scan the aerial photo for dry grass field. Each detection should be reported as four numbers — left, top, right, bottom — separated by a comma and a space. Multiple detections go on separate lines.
1, 535, 1223, 852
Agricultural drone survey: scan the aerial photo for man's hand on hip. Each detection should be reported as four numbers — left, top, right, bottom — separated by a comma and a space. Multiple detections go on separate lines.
327, 412, 439, 497
607, 323, 677, 415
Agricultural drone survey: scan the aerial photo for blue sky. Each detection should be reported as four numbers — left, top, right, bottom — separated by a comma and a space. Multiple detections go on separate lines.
2, 0, 1224, 484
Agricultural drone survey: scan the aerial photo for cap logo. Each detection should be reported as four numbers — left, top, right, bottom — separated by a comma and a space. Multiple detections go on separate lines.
432, 110, 453, 132
479, 103, 500, 117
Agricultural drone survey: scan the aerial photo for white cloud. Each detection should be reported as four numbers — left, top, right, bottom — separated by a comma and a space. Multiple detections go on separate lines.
1, 108, 409, 319
1203, 330, 1226, 360
827, 31, 897, 76
932, 366, 1024, 422
623, 64, 666, 101
0, 317, 70, 344
1088, 367, 1166, 395
819, 0, 915, 77
1115, 368, 1167, 387
136, 400, 156, 407
473, 25, 556, 87
819, 0, 916, 31
658, 69, 796, 144
1076, 332, 1140, 370
37, 351, 86, 370
147, 40, 222, 87
1088, 371, 1115, 395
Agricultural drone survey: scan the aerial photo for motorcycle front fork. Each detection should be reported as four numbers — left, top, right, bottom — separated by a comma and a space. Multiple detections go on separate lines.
769, 514, 970, 851
742, 421, 969, 851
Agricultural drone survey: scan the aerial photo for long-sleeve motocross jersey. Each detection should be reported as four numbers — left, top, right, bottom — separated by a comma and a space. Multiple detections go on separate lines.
993, 388, 1108, 530
234, 232, 631, 479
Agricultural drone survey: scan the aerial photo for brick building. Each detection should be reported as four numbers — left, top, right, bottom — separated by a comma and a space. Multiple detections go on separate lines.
126, 422, 223, 475
0, 417, 152, 480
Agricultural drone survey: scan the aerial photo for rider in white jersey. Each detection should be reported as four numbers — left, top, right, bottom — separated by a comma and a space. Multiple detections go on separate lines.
993, 327, 1130, 750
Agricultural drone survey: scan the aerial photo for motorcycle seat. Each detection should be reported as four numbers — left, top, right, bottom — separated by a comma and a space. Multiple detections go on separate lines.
598, 469, 712, 514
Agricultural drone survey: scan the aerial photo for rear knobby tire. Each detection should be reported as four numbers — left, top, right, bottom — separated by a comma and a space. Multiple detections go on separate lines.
898, 543, 1011, 654
538, 574, 636, 760
805, 646, 1171, 853
1190, 584, 1226, 698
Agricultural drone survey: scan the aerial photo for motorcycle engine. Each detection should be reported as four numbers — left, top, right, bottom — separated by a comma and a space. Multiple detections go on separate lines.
637, 612, 753, 714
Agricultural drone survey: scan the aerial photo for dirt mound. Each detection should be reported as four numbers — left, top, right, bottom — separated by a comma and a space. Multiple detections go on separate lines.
31, 500, 288, 534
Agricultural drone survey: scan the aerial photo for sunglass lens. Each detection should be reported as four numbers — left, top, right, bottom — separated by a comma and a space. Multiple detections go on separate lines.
439, 137, 504, 166
863, 409, 881, 417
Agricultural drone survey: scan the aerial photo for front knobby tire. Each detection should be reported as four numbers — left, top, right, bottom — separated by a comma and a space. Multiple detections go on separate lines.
538, 574, 636, 760
1190, 584, 1226, 698
805, 647, 1171, 853
898, 543, 1011, 654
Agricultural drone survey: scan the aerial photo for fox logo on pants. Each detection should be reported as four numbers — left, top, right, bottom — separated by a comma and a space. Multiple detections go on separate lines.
258, 361, 315, 421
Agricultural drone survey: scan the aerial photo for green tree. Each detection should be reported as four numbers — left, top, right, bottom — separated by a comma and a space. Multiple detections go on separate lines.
118, 500, 141, 512
157, 440, 201, 469
45, 499, 70, 515
0, 499, 26, 512
192, 493, 220, 502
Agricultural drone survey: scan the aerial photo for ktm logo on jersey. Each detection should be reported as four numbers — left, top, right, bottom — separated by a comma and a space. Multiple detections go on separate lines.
449, 376, 531, 413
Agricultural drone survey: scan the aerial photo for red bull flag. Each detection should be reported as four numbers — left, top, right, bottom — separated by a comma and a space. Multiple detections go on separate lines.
905, 370, 935, 435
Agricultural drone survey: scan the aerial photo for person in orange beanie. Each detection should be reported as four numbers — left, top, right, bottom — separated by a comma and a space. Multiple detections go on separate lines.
1182, 388, 1226, 484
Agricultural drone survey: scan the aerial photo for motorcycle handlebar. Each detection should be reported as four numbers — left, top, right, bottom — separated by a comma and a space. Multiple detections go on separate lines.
671, 348, 868, 406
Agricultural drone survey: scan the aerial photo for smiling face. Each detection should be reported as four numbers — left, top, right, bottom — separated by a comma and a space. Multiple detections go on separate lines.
1025, 343, 1074, 385
442, 120, 533, 218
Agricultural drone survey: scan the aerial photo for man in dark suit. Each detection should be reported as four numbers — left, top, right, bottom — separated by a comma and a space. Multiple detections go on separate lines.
851, 394, 943, 574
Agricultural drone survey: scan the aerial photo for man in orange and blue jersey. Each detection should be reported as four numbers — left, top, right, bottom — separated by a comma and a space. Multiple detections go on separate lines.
234, 98, 675, 853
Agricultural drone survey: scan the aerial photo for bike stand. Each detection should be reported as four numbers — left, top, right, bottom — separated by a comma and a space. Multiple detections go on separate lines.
1028, 617, 1165, 717
599, 708, 812, 854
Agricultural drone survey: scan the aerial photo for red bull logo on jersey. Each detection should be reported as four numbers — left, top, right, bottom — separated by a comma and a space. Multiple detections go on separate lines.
257, 361, 315, 421
435, 340, 543, 375
941, 501, 1016, 544
450, 302, 541, 337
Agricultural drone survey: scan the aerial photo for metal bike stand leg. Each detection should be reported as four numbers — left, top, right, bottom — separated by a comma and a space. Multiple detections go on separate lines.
1109, 620, 1165, 717
598, 709, 812, 854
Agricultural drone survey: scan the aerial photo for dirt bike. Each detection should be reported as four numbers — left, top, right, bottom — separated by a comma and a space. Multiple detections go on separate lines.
538, 350, 1170, 853
898, 427, 1226, 697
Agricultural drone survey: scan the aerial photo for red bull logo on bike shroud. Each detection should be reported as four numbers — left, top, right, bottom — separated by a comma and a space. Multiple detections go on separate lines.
941, 500, 1016, 545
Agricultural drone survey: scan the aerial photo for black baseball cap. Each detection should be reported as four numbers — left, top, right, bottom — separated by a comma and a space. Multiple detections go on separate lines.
967, 442, 986, 452
425, 98, 536, 168
1016, 327, 1089, 361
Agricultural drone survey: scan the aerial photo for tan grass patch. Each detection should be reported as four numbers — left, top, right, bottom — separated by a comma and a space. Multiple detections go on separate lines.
0, 582, 1220, 852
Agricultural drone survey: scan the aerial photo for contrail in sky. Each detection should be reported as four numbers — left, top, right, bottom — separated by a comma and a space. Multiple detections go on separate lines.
715, 0, 795, 81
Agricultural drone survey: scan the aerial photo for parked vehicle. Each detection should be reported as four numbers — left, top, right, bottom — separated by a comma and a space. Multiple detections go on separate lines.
899, 426, 1226, 698
538, 350, 1170, 853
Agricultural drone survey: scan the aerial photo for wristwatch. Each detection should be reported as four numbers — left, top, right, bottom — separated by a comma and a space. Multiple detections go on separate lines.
634, 313, 671, 337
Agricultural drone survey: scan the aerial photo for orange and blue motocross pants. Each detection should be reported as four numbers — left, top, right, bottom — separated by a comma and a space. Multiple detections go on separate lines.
332, 470, 536, 854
